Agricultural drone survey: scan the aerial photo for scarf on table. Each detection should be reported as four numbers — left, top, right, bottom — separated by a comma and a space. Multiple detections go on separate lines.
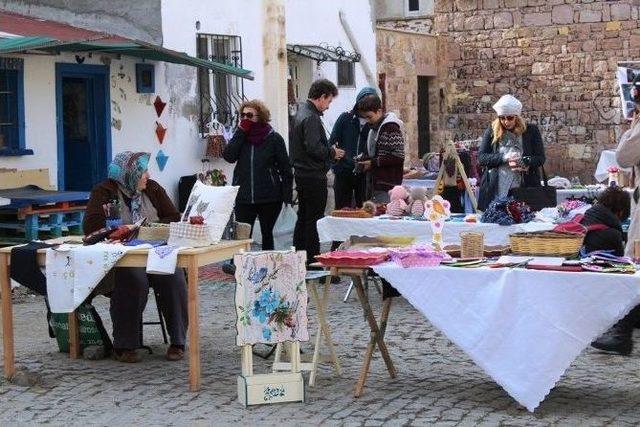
247, 122, 273, 146
107, 151, 150, 222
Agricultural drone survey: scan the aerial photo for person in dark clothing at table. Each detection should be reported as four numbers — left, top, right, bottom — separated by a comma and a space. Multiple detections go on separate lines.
583, 187, 639, 355
223, 99, 293, 250
84, 151, 187, 363
478, 94, 545, 211
580, 187, 629, 256
289, 79, 344, 265
329, 87, 376, 209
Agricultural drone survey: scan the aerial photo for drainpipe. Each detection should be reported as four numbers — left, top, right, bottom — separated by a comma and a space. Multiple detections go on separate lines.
339, 9, 377, 88
263, 0, 289, 145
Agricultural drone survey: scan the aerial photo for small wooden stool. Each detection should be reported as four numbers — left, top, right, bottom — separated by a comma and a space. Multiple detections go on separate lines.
273, 270, 342, 386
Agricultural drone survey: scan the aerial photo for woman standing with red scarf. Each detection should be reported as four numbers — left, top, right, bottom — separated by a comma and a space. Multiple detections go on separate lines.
223, 100, 293, 254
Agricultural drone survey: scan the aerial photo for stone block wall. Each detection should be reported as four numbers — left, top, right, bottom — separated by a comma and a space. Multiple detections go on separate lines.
437, 0, 640, 182
378, 0, 640, 182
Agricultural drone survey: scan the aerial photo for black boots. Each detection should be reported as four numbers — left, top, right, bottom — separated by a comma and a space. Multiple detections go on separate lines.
591, 324, 633, 356
591, 304, 640, 356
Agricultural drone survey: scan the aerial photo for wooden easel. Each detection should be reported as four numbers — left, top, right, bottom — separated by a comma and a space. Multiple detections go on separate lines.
434, 141, 478, 212
272, 271, 342, 387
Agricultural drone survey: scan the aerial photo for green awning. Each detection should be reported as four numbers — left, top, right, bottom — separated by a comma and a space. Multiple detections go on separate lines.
0, 36, 69, 52
0, 36, 254, 80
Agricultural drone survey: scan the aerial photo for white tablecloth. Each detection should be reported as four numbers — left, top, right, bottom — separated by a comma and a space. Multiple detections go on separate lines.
372, 263, 640, 412
317, 217, 554, 246
594, 149, 631, 182
402, 179, 436, 189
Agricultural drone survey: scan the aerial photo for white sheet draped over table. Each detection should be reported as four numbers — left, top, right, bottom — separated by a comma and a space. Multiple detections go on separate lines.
372, 263, 640, 411
317, 217, 554, 246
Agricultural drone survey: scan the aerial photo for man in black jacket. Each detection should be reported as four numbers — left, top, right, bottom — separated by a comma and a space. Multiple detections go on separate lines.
289, 79, 344, 264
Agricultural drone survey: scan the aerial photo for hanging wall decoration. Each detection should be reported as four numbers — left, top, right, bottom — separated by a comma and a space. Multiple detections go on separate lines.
156, 150, 169, 172
155, 121, 167, 144
153, 96, 166, 117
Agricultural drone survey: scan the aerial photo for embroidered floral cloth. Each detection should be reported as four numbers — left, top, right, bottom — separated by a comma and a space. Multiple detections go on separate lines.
234, 251, 308, 345
46, 243, 132, 313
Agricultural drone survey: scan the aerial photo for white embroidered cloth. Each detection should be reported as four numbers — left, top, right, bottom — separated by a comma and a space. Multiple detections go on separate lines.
46, 243, 133, 313
372, 263, 640, 411
317, 217, 553, 246
146, 245, 184, 275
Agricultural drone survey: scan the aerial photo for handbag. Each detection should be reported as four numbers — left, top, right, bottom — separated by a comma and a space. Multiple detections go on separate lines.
508, 165, 557, 211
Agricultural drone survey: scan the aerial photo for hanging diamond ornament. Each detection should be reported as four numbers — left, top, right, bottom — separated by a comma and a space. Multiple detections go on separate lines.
156, 150, 169, 172
155, 121, 167, 144
153, 96, 167, 117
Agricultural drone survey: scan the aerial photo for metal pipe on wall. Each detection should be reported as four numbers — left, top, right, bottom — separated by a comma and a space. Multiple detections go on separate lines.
339, 9, 377, 89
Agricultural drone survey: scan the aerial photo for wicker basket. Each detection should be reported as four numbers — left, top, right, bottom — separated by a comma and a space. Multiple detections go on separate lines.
509, 231, 584, 257
168, 222, 212, 247
138, 223, 170, 241
460, 232, 484, 259
234, 221, 251, 240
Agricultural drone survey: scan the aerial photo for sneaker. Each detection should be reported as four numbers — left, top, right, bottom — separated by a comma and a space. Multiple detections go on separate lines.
166, 345, 185, 361
113, 348, 141, 363
222, 263, 236, 276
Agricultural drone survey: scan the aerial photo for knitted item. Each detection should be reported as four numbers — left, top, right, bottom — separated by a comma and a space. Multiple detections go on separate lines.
481, 196, 535, 225
410, 200, 425, 217
386, 185, 410, 216
387, 199, 408, 216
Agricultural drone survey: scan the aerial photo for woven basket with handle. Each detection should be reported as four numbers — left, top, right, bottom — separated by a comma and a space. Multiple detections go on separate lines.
509, 231, 584, 257
460, 231, 484, 258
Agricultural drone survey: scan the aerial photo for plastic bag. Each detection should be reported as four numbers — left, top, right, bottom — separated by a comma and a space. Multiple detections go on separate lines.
253, 203, 297, 250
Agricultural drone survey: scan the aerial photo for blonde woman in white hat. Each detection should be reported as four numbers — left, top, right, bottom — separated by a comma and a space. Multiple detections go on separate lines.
477, 94, 545, 210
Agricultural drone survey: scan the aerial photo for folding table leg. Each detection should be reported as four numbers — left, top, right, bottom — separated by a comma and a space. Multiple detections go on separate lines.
319, 276, 341, 376
187, 257, 201, 392
353, 274, 396, 398
68, 311, 81, 359
308, 281, 322, 387
1, 253, 15, 379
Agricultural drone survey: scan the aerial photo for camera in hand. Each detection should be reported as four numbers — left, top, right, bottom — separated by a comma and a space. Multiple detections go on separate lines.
353, 153, 370, 175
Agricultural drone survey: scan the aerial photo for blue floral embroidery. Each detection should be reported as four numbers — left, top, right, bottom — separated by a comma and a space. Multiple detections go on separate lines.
262, 327, 272, 341
250, 267, 268, 285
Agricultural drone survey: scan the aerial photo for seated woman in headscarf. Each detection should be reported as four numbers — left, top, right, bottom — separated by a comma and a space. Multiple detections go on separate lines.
83, 151, 187, 363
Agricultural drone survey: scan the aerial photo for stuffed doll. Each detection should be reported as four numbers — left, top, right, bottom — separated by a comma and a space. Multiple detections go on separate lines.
409, 187, 428, 217
386, 185, 409, 216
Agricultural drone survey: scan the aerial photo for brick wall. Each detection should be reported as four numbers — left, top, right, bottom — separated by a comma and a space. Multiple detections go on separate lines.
379, 0, 640, 182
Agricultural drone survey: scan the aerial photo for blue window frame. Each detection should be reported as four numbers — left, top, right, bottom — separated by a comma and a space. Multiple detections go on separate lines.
0, 57, 30, 156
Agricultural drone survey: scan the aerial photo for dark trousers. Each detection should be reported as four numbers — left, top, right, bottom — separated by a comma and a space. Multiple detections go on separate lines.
235, 202, 283, 250
294, 176, 327, 264
334, 172, 366, 209
110, 267, 188, 349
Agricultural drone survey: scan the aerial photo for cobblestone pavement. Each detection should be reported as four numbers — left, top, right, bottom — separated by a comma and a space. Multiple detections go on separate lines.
2, 278, 640, 426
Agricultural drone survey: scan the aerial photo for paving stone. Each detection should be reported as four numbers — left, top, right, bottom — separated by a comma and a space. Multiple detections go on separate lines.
2, 280, 640, 424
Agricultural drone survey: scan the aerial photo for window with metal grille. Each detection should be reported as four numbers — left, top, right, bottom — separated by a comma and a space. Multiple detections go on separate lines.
337, 61, 355, 87
0, 57, 29, 156
408, 0, 420, 12
196, 34, 245, 133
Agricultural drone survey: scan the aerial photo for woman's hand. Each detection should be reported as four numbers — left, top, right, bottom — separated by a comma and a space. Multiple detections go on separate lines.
357, 160, 372, 171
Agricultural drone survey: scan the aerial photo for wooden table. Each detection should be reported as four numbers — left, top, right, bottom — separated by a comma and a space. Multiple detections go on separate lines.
311, 263, 397, 397
0, 238, 252, 392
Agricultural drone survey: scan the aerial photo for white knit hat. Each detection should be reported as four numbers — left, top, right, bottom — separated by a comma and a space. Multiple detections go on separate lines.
492, 94, 522, 116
